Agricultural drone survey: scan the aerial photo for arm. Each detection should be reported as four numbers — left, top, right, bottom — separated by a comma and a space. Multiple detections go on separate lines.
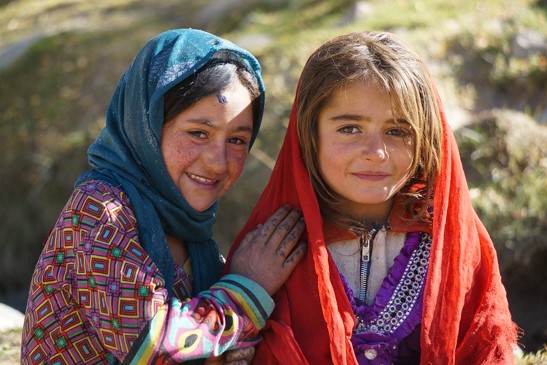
120, 275, 273, 364
73, 225, 269, 363
70, 189, 305, 363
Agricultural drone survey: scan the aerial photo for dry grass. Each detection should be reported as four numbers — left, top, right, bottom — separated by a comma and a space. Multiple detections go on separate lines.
0, 329, 21, 365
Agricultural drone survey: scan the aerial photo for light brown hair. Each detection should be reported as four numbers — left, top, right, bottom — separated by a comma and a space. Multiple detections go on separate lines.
296, 31, 442, 226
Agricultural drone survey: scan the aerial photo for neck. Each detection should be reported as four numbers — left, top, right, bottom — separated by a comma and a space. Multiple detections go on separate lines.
166, 235, 188, 267
342, 200, 394, 227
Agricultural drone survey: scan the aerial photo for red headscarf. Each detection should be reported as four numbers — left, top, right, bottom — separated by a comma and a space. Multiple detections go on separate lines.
226, 77, 518, 365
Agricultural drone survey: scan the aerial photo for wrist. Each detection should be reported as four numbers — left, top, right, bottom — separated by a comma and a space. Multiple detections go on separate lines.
213, 274, 275, 329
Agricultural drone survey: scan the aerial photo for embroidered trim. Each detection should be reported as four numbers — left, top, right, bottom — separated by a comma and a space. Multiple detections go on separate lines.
355, 232, 431, 334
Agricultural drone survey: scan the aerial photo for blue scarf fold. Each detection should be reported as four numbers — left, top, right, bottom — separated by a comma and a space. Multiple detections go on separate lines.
75, 29, 265, 296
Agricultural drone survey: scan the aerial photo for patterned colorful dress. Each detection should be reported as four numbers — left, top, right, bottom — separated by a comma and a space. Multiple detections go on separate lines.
326, 223, 431, 365
21, 180, 273, 364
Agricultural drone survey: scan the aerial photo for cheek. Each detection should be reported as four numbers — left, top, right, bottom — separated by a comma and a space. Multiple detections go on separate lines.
318, 137, 338, 162
403, 142, 415, 167
227, 151, 249, 179
318, 143, 342, 182
317, 144, 328, 173
387, 140, 413, 159
161, 137, 193, 179
160, 140, 175, 177
391, 145, 414, 175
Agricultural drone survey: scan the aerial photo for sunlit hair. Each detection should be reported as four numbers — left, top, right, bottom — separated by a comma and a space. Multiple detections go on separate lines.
296, 31, 442, 227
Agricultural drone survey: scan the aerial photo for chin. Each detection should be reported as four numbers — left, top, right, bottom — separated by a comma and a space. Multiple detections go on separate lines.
188, 201, 215, 212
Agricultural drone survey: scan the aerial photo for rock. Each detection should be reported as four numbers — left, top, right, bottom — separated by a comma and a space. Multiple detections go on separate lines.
512, 29, 547, 59
0, 303, 24, 332
0, 34, 44, 70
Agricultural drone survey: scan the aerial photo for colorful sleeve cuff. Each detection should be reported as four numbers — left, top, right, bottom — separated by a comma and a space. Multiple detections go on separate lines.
213, 274, 275, 330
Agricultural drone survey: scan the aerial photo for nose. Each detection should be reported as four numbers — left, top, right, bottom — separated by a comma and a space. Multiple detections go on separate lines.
361, 134, 388, 162
203, 141, 228, 174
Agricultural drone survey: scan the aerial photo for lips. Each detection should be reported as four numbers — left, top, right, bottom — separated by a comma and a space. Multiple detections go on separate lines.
187, 172, 217, 185
352, 171, 390, 181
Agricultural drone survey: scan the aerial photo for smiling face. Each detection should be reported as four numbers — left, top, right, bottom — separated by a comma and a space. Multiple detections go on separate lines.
317, 81, 414, 223
161, 80, 254, 212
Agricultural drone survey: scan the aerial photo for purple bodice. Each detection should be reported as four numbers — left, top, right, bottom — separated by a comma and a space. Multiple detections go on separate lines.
340, 232, 432, 365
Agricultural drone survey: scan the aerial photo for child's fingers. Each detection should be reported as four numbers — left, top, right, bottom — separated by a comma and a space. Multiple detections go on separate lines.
253, 205, 293, 244
284, 239, 308, 267
274, 217, 305, 258
264, 208, 303, 252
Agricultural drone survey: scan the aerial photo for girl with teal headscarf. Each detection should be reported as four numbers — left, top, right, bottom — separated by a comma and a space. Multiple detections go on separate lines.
21, 29, 306, 365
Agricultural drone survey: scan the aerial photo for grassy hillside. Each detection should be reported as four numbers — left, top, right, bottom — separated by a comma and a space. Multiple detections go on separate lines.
1, 0, 546, 362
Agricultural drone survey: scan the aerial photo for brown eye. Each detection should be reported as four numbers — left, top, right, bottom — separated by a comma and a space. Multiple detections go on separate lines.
189, 131, 207, 139
387, 128, 411, 137
338, 125, 360, 134
228, 137, 248, 145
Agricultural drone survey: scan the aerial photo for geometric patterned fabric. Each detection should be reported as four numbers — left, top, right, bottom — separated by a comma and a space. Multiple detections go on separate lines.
21, 180, 273, 364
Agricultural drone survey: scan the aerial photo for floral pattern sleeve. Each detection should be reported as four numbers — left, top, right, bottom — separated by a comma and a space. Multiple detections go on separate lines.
21, 181, 273, 365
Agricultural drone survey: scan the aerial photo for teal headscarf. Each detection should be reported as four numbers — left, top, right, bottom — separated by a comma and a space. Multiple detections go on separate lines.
75, 29, 265, 296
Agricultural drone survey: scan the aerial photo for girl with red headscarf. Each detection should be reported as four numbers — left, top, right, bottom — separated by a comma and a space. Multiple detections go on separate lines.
226, 31, 518, 364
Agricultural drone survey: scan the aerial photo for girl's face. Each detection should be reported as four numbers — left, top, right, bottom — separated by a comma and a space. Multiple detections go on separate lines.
317, 81, 414, 222
161, 80, 254, 212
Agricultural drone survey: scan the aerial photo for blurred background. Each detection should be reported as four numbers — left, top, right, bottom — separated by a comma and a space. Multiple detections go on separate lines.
0, 0, 545, 363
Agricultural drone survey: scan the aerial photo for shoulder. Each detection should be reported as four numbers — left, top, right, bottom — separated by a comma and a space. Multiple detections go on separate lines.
66, 180, 138, 234
72, 179, 127, 203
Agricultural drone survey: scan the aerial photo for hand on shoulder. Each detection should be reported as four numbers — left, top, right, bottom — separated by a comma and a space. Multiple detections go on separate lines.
229, 205, 307, 295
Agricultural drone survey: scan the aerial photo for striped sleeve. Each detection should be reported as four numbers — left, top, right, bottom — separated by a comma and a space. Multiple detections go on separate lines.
124, 275, 274, 364
211, 274, 274, 330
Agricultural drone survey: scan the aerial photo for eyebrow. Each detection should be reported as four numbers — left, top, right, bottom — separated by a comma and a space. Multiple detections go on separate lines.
329, 114, 365, 122
234, 125, 254, 134
329, 114, 409, 125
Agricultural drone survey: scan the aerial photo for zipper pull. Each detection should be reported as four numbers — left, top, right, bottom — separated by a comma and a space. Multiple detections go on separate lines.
359, 232, 372, 303
361, 233, 370, 262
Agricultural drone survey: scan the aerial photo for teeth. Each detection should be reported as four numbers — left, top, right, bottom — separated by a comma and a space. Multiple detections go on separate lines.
189, 173, 215, 184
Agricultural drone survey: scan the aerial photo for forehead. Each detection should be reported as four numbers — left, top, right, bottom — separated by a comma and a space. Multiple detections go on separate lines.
321, 81, 389, 113
328, 80, 378, 101
329, 80, 411, 117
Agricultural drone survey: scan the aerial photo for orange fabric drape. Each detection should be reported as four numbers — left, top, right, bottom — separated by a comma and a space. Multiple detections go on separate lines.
226, 85, 518, 364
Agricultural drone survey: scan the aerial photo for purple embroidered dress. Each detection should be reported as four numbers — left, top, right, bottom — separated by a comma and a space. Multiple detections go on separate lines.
326, 222, 432, 365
